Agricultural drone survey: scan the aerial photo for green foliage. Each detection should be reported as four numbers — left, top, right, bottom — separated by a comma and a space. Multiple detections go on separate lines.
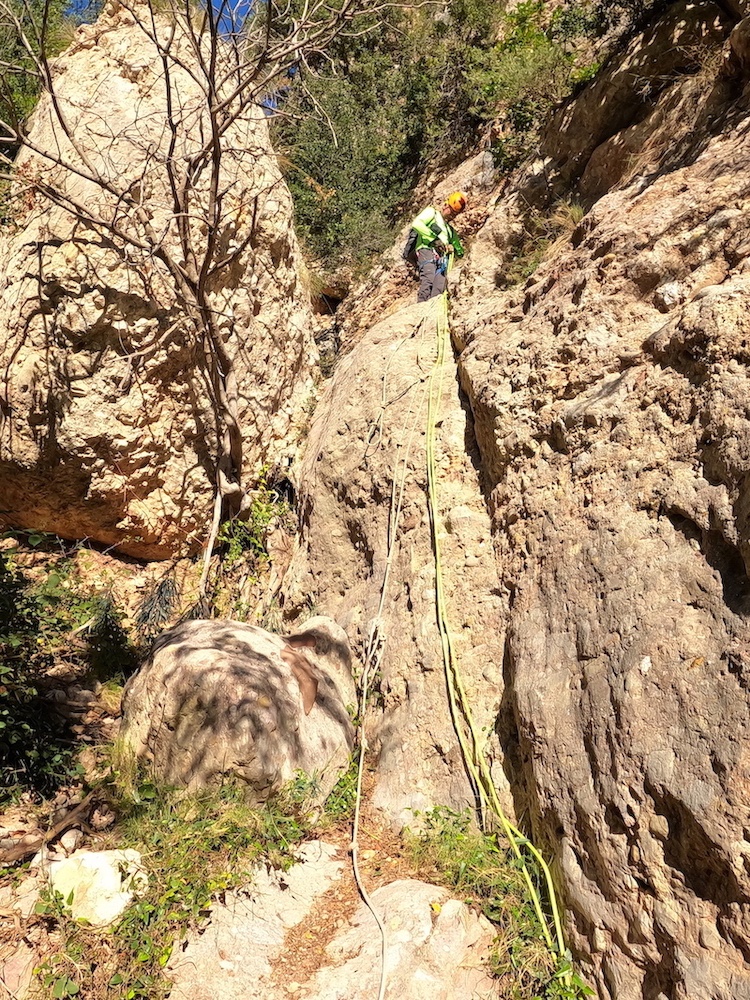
592, 0, 670, 32
274, 0, 604, 270
0, 0, 104, 163
218, 472, 291, 568
324, 755, 359, 819
35, 778, 312, 1000
0, 544, 137, 798
37, 955, 81, 999
406, 808, 593, 1000
0, 0, 70, 148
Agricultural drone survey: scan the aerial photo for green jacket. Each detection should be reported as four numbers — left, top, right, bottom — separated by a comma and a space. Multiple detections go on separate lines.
411, 206, 451, 251
411, 206, 463, 256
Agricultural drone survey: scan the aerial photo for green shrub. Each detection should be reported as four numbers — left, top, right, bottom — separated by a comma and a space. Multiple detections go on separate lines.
497, 199, 584, 287
274, 0, 606, 271
218, 473, 292, 568
0, 0, 71, 155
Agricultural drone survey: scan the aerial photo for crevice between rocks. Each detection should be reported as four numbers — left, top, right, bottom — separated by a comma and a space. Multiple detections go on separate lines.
664, 509, 750, 616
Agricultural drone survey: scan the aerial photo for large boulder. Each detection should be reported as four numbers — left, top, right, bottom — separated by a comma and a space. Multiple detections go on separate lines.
0, 2, 317, 558
120, 617, 355, 801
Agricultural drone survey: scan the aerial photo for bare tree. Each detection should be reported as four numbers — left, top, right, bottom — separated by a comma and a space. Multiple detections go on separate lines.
0, 0, 394, 588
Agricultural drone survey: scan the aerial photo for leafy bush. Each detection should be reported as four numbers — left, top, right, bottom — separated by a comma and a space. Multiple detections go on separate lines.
0, 0, 103, 163
218, 472, 292, 567
0, 0, 67, 151
324, 754, 359, 819
274, 0, 603, 271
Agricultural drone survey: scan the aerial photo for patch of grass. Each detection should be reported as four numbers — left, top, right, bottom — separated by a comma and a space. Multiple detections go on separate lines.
210, 471, 296, 621
500, 200, 584, 288
405, 807, 592, 1000
34, 777, 313, 1000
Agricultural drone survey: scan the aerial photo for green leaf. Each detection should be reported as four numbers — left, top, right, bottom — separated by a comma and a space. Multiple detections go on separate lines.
109, 973, 124, 986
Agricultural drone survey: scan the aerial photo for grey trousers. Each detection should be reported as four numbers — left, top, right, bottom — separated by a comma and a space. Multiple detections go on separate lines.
417, 248, 447, 302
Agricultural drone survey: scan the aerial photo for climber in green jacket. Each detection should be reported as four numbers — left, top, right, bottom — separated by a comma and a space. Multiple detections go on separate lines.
411, 190, 467, 301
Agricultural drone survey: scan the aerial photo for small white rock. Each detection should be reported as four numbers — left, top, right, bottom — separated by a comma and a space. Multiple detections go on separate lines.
59, 828, 84, 855
48, 849, 148, 927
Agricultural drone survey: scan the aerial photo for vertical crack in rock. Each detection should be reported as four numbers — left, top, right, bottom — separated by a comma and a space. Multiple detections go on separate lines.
280, 299, 512, 828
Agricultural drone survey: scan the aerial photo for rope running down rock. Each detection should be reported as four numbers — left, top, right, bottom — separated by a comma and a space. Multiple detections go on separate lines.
426, 265, 568, 965
351, 327, 433, 1000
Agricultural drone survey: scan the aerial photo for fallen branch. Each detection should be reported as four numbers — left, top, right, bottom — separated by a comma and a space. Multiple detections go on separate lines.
0, 790, 101, 866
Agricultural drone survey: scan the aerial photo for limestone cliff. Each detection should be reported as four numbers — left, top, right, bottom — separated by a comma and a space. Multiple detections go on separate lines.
0, 2, 318, 559
279, 3, 750, 997
7, 0, 750, 997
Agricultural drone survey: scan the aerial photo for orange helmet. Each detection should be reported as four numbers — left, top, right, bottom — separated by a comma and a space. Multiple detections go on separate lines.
446, 190, 467, 212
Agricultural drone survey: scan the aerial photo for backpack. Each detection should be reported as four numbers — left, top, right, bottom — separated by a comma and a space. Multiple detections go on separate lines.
401, 228, 419, 266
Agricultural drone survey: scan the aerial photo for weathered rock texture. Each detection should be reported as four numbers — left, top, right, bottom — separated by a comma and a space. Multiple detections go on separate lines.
281, 3, 750, 998
168, 840, 346, 1000
120, 617, 355, 801
280, 300, 508, 827
170, 859, 497, 1000
0, 2, 317, 558
48, 849, 147, 927
307, 879, 498, 1000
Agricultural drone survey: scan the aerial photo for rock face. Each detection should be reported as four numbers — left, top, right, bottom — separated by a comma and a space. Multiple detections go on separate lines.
281, 4, 750, 998
120, 617, 355, 801
307, 879, 498, 1000
280, 299, 508, 827
169, 859, 497, 1000
0, 2, 317, 559
168, 840, 346, 1000
444, 8, 750, 996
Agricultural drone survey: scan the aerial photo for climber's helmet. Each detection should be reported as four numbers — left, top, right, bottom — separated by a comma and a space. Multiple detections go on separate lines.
445, 191, 467, 214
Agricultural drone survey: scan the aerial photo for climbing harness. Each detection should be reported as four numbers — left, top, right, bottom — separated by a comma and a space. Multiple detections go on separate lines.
349, 259, 570, 1000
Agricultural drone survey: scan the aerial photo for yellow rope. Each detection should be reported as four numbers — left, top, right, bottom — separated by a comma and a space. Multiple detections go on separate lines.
425, 268, 568, 964
349, 258, 570, 1000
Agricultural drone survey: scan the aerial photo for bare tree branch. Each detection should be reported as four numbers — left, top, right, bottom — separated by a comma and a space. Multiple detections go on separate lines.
0, 0, 402, 589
